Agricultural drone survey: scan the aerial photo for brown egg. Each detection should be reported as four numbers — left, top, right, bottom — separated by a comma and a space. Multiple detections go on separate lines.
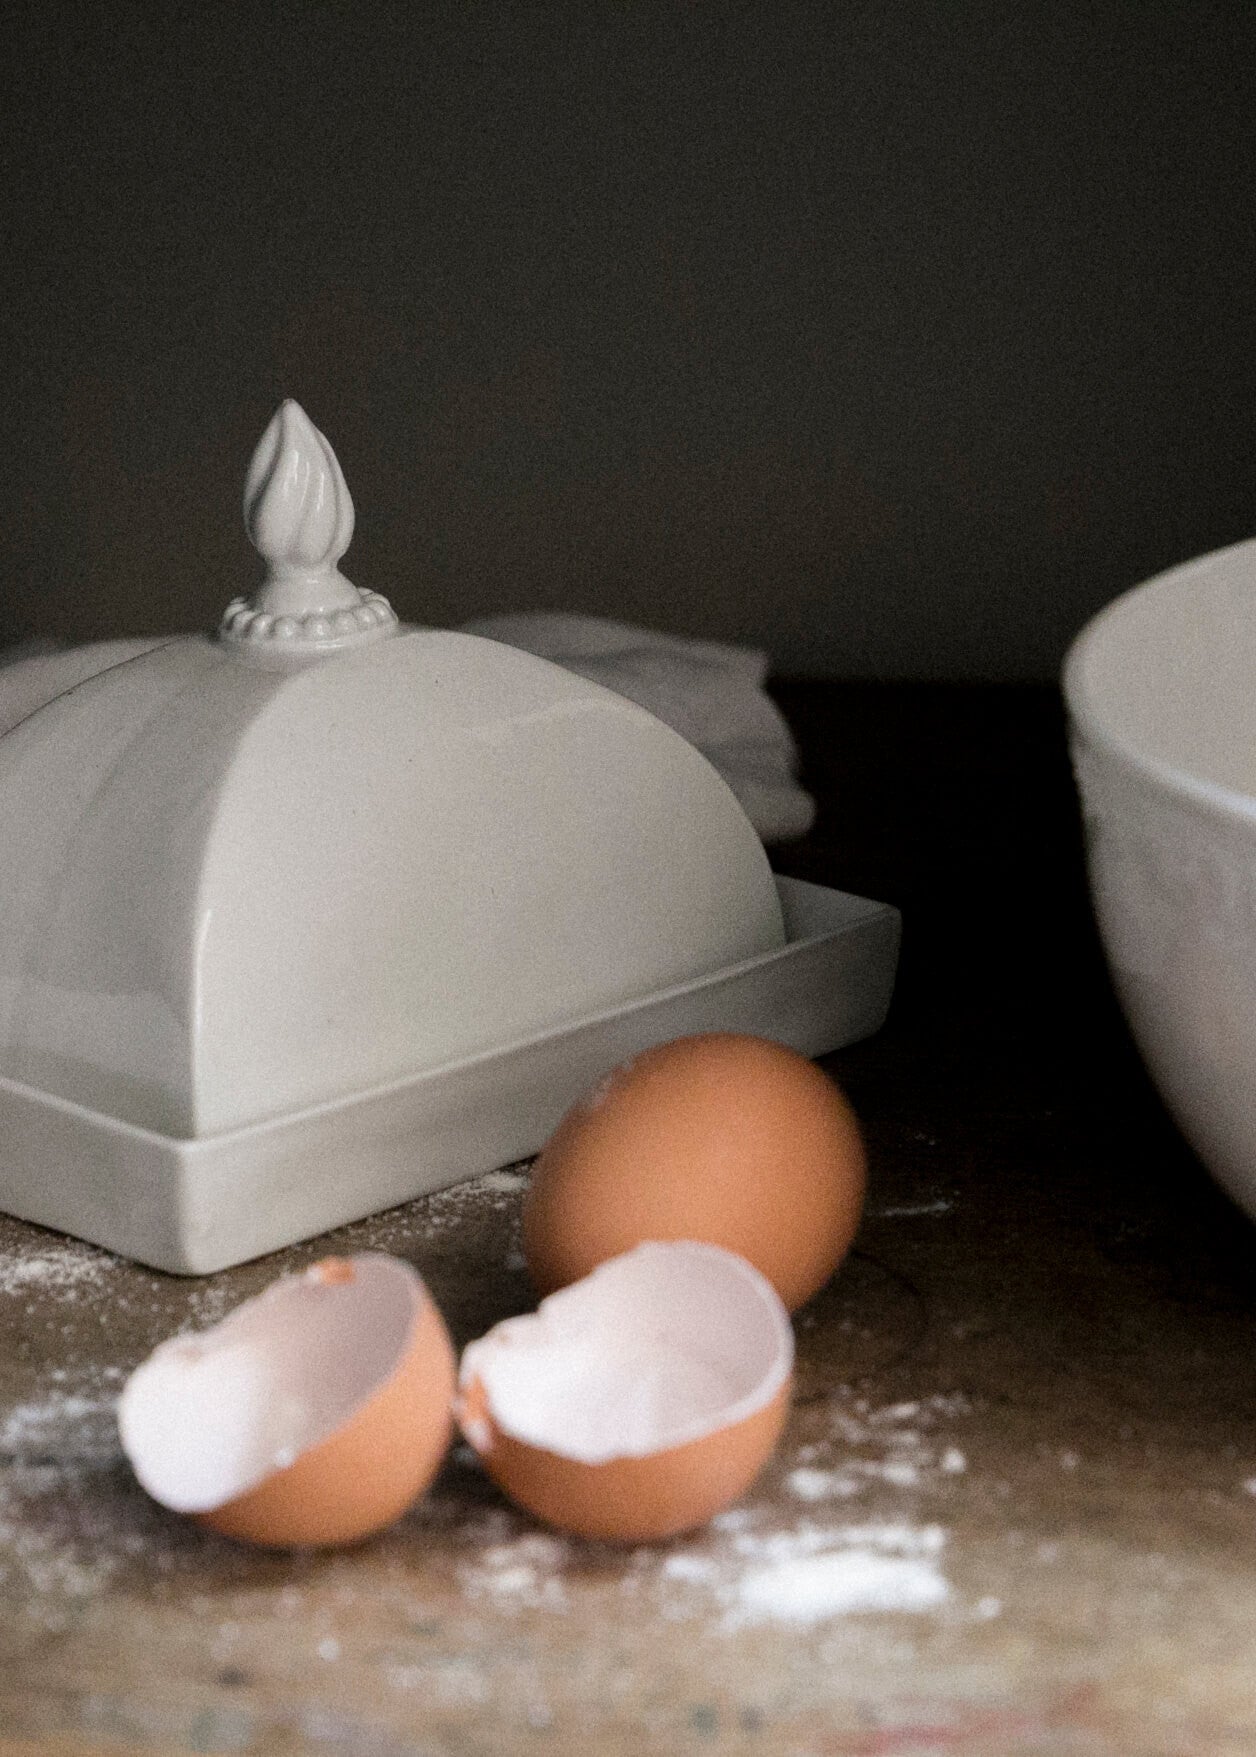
457, 1241, 793, 1542
118, 1253, 456, 1548
522, 1032, 865, 1312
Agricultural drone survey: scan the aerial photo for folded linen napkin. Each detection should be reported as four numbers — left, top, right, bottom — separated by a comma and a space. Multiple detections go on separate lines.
460, 612, 815, 843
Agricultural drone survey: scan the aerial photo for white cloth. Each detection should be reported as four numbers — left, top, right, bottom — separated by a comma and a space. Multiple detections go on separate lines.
461, 612, 814, 843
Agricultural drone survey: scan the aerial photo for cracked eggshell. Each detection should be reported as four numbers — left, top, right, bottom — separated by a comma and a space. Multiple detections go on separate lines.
457, 1241, 793, 1543
522, 1032, 866, 1311
118, 1253, 455, 1548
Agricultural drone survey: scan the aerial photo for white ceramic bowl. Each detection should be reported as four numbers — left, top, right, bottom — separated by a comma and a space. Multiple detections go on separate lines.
1064, 536, 1256, 1219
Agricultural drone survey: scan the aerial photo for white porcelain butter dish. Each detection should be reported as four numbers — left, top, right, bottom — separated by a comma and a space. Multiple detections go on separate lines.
0, 403, 899, 1272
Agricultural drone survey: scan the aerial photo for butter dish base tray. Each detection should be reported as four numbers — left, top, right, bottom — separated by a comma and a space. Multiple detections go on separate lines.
0, 877, 898, 1274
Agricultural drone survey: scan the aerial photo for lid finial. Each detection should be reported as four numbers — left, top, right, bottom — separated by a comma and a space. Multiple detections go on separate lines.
219, 401, 398, 652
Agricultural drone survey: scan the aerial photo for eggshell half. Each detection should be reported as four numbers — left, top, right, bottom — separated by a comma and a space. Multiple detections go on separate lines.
457, 1241, 793, 1542
118, 1253, 455, 1547
522, 1032, 867, 1311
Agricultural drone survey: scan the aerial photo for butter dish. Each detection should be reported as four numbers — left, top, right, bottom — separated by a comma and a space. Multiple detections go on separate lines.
0, 402, 898, 1271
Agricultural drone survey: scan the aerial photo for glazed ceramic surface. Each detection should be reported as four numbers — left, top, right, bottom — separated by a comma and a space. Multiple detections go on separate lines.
1064, 536, 1256, 1221
0, 401, 899, 1270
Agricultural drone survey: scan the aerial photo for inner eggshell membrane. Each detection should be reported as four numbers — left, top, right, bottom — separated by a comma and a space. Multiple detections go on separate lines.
459, 1241, 792, 1465
120, 1254, 433, 1513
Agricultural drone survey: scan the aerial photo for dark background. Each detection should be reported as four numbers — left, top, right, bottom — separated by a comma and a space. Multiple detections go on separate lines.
2, 0, 1253, 677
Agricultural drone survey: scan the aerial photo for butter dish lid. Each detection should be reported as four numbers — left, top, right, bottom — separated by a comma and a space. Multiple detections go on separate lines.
0, 403, 786, 1140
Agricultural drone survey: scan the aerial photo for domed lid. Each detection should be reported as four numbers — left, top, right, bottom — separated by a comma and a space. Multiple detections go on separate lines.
0, 404, 786, 1138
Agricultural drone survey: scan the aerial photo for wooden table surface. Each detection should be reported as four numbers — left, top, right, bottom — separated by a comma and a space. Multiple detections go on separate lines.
5, 681, 1256, 1757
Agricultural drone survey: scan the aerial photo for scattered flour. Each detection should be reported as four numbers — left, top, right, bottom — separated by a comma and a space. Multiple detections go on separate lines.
869, 1401, 924, 1424
347, 1162, 533, 1244
788, 1467, 863, 1502
458, 1534, 571, 1613
475, 1169, 530, 1196
0, 1468, 124, 1600
0, 1375, 967, 1636
786, 1392, 972, 1504
786, 1458, 924, 1499
696, 1394, 969, 1624
879, 1459, 924, 1487
0, 1387, 120, 1463
709, 1507, 756, 1533
664, 1521, 950, 1628
0, 1371, 193, 1616
659, 1552, 718, 1584
735, 1547, 947, 1623
452, 1502, 952, 1630
872, 1199, 955, 1218
447, 1392, 968, 1631
0, 1242, 116, 1301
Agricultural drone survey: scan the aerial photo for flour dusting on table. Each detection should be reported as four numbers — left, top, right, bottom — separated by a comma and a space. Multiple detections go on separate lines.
0, 1385, 120, 1462
660, 1519, 950, 1628
0, 1241, 116, 1301
731, 1538, 949, 1624
458, 1534, 572, 1613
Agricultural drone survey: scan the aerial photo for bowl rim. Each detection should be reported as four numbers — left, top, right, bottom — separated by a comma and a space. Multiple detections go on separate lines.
1062, 534, 1256, 829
